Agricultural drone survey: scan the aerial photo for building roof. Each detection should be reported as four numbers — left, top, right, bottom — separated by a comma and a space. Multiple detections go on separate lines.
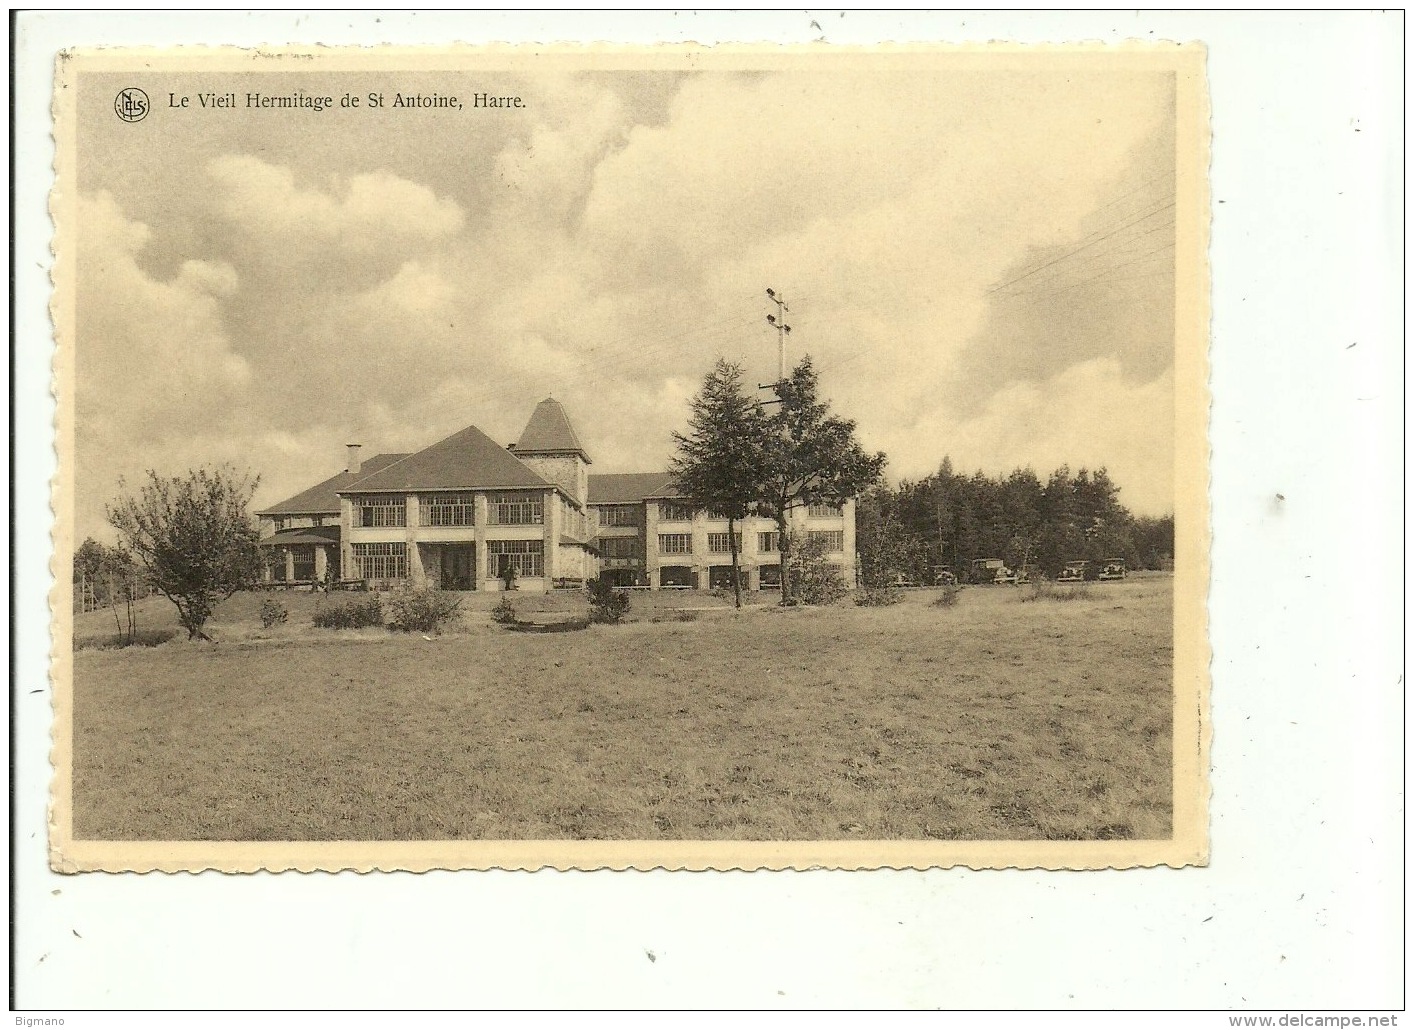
514, 397, 591, 462
259, 525, 341, 548
257, 454, 408, 516
342, 423, 552, 494
587, 472, 680, 504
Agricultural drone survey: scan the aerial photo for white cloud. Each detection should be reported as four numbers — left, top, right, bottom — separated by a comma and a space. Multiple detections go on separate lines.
892, 360, 1176, 515
74, 192, 257, 539
206, 155, 465, 252
74, 69, 1182, 537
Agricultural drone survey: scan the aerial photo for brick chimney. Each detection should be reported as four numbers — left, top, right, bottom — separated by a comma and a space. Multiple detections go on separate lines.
346, 443, 362, 475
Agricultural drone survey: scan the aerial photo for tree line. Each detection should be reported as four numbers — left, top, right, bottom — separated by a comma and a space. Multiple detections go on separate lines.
856, 458, 1175, 586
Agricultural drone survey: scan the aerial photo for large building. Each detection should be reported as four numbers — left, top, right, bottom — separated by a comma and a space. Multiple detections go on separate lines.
257, 398, 856, 592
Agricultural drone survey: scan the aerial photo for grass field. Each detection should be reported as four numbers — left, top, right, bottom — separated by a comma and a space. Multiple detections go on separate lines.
70, 578, 1173, 841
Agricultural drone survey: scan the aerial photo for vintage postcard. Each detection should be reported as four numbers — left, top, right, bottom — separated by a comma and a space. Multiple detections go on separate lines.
49, 44, 1209, 872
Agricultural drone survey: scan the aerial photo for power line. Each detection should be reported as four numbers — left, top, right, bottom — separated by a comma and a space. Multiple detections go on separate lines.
987, 198, 1176, 296
1010, 234, 1175, 301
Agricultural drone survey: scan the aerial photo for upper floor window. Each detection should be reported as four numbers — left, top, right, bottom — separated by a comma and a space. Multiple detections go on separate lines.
658, 533, 693, 555
599, 537, 639, 558
421, 493, 477, 527
707, 532, 742, 554
657, 502, 696, 522
758, 531, 779, 553
704, 507, 735, 521
595, 504, 639, 527
807, 502, 844, 518
487, 491, 544, 526
807, 530, 845, 553
355, 495, 407, 528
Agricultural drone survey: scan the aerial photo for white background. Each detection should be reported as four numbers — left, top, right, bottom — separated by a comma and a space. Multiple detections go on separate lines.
9, 10, 1405, 1015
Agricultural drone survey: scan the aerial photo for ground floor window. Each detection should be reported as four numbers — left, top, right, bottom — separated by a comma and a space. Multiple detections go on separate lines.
758, 564, 781, 589
659, 565, 693, 588
264, 550, 286, 582
352, 542, 407, 581
487, 539, 544, 578
708, 565, 746, 590
600, 568, 642, 588
290, 545, 316, 581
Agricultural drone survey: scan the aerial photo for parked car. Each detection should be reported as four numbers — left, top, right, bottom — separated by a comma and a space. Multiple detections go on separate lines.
1098, 558, 1127, 581
931, 567, 958, 587
992, 564, 1018, 585
1057, 560, 1090, 583
971, 557, 1005, 584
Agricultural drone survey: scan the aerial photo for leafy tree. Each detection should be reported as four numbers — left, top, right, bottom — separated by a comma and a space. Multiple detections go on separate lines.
73, 537, 143, 641
107, 466, 263, 640
785, 532, 848, 605
669, 359, 770, 608
758, 357, 887, 604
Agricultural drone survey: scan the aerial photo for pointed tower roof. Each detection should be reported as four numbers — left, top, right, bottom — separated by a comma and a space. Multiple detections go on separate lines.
514, 397, 592, 463
342, 423, 551, 493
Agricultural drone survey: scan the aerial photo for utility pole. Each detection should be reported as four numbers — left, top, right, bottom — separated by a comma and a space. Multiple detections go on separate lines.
764, 287, 791, 384
758, 287, 792, 405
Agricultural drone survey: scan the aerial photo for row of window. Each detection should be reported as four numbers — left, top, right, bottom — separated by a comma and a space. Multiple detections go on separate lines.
652, 530, 841, 555
353, 492, 548, 529
349, 540, 547, 580
658, 565, 784, 588
348, 497, 847, 531
650, 502, 843, 523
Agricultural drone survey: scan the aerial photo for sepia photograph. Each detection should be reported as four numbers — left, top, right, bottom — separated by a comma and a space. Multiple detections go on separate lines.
49, 44, 1209, 872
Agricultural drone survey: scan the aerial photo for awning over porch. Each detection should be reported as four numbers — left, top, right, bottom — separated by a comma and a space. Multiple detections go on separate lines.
259, 525, 341, 548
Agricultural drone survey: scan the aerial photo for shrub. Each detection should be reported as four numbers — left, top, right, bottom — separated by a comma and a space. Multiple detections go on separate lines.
491, 597, 519, 625
1017, 579, 1089, 603
258, 598, 288, 629
77, 627, 178, 651
786, 534, 847, 606
932, 585, 960, 608
855, 586, 902, 607
386, 589, 463, 634
312, 595, 383, 629
586, 576, 631, 625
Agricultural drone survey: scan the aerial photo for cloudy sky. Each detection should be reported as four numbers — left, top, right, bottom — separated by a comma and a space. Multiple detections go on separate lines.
72, 60, 1179, 541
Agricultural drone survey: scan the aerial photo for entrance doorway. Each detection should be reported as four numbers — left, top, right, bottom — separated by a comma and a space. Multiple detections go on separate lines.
443, 545, 476, 590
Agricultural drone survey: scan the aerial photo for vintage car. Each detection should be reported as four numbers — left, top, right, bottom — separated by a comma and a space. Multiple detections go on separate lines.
932, 567, 959, 587
1098, 558, 1127, 581
970, 557, 1004, 584
1057, 560, 1090, 583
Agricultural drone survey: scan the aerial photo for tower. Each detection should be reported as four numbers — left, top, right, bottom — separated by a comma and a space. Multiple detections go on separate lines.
510, 397, 591, 507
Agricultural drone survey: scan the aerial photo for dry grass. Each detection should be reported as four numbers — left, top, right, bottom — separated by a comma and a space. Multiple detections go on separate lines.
71, 579, 1174, 841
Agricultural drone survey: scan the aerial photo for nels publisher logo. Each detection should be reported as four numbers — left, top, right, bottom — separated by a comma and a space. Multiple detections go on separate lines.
114, 87, 149, 123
